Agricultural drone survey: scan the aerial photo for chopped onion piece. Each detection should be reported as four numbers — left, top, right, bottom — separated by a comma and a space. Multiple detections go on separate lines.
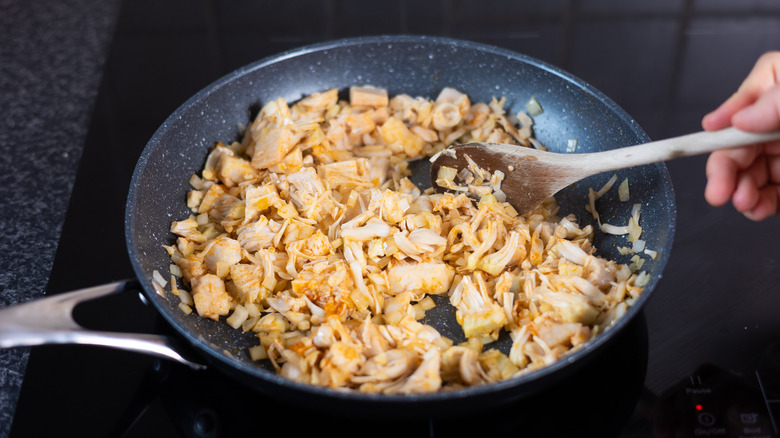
627, 204, 642, 242
227, 305, 250, 329
169, 264, 182, 278
586, 188, 600, 221
242, 316, 259, 332
566, 138, 578, 153
596, 174, 618, 198
630, 255, 645, 271
529, 138, 547, 151
249, 345, 267, 361
517, 111, 534, 127
635, 271, 650, 287
178, 289, 193, 306
178, 302, 193, 314
419, 296, 436, 311
244, 302, 261, 318
600, 223, 628, 235
436, 165, 457, 182
525, 96, 543, 116
152, 270, 167, 288
618, 178, 630, 202
152, 279, 166, 298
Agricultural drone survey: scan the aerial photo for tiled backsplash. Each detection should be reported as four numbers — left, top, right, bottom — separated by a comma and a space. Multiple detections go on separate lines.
113, 0, 779, 141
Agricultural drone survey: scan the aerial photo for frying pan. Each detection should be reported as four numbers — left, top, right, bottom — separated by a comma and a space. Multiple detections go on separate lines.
0, 35, 676, 418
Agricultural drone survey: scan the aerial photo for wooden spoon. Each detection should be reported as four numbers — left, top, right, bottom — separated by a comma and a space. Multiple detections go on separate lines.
429, 127, 780, 215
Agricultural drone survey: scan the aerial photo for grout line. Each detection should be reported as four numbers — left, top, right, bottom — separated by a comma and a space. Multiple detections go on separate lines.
559, 0, 576, 71
441, 0, 453, 37
660, 0, 693, 137
756, 370, 779, 435
324, 0, 336, 40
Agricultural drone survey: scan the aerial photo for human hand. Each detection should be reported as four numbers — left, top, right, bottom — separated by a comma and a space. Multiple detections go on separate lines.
701, 51, 780, 221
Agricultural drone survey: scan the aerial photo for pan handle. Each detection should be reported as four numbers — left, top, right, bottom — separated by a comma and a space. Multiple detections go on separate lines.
0, 280, 206, 370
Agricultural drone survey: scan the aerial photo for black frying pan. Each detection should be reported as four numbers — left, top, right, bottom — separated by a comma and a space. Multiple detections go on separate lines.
14, 35, 680, 418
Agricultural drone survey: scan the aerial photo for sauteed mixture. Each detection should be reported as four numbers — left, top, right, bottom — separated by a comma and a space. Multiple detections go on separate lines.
161, 86, 650, 393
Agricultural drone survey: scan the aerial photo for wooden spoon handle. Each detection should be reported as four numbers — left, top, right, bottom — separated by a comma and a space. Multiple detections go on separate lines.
580, 127, 780, 174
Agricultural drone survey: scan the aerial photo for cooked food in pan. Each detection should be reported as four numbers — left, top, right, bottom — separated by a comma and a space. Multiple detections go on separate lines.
163, 86, 650, 393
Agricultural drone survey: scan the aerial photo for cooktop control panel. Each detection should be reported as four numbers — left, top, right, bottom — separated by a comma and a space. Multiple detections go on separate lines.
655, 346, 780, 438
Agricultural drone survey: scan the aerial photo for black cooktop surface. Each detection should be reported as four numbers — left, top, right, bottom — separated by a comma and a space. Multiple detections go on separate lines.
11, 1, 780, 437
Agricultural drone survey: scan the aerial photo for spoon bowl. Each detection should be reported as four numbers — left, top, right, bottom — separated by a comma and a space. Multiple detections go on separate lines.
430, 127, 780, 215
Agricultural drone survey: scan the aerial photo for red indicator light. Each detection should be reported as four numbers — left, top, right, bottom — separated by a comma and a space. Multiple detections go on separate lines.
696, 404, 703, 411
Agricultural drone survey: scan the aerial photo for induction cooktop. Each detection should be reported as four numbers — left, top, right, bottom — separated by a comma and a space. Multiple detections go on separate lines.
10, 1, 780, 436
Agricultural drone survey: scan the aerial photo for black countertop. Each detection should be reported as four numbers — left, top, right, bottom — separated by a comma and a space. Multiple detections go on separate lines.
2, 1, 780, 437
0, 0, 120, 435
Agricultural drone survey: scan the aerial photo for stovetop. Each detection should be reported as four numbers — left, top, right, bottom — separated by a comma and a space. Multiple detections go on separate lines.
10, 1, 780, 437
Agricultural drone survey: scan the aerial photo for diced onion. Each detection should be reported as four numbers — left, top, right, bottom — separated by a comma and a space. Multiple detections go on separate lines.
244, 302, 262, 318
630, 255, 645, 271
529, 138, 547, 150
242, 316, 259, 332
525, 96, 543, 116
152, 279, 166, 298
178, 302, 193, 314
517, 111, 534, 127
249, 345, 267, 361
169, 264, 182, 278
627, 204, 642, 242
152, 270, 167, 287
419, 296, 436, 311
566, 138, 578, 153
413, 304, 426, 320
596, 174, 618, 198
227, 305, 250, 329
178, 289, 193, 306
618, 178, 630, 202
600, 223, 628, 235
437, 165, 458, 182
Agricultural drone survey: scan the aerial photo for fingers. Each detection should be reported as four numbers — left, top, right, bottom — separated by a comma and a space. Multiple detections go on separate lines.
731, 84, 780, 132
704, 146, 763, 206
700, 52, 780, 220
743, 186, 780, 221
705, 151, 740, 206
731, 156, 768, 212
702, 51, 780, 132
702, 92, 756, 131
769, 147, 780, 182
705, 144, 780, 221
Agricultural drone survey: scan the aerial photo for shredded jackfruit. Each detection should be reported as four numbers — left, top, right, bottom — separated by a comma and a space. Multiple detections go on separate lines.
165, 87, 648, 393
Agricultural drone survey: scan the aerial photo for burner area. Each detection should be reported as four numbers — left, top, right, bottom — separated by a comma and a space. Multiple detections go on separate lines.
133, 314, 648, 438
651, 344, 780, 438
12, 288, 649, 438
653, 363, 778, 437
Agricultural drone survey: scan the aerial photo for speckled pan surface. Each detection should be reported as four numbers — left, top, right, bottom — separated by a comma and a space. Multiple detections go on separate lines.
125, 35, 675, 415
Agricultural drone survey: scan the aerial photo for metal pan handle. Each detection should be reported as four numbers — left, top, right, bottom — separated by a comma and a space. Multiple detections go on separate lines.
0, 280, 206, 370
